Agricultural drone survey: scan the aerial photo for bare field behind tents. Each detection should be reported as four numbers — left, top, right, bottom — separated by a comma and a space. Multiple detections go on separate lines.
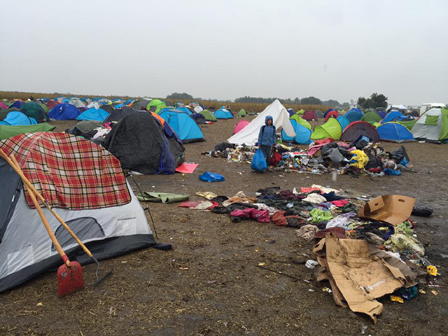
0, 91, 330, 114
0, 117, 447, 336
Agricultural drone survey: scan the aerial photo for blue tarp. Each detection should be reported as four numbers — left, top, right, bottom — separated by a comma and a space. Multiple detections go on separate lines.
345, 108, 364, 123
281, 119, 312, 144
0, 112, 37, 126
49, 103, 80, 120
199, 172, 225, 182
377, 123, 414, 142
76, 108, 109, 121
159, 109, 204, 143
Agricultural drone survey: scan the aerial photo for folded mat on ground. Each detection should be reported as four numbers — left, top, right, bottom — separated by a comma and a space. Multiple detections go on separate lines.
137, 192, 189, 203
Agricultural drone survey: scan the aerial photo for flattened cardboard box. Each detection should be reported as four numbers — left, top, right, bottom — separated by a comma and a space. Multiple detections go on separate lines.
357, 195, 415, 225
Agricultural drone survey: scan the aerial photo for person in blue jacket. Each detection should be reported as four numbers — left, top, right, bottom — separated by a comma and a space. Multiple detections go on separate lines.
257, 115, 276, 167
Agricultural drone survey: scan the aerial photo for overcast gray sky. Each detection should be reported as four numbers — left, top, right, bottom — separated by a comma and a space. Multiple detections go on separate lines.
1, 0, 447, 105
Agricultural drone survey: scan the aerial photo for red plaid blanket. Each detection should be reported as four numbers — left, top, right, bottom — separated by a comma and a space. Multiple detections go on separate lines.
1, 132, 131, 210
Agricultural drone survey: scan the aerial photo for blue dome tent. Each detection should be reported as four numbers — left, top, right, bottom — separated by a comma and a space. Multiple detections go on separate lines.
345, 108, 364, 123
49, 103, 80, 120
281, 119, 312, 144
382, 111, 406, 124
176, 107, 193, 115
336, 115, 350, 131
9, 101, 25, 110
0, 111, 37, 126
159, 109, 205, 143
377, 123, 414, 142
214, 107, 234, 119
76, 108, 110, 122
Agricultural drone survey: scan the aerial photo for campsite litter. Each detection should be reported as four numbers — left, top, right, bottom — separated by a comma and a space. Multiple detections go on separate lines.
206, 140, 414, 177
176, 184, 440, 322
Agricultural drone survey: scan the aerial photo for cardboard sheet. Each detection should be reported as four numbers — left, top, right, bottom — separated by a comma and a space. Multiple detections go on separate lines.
318, 234, 408, 322
357, 195, 415, 225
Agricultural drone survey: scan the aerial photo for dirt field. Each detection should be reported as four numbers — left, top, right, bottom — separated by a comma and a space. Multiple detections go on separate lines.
1, 117, 447, 336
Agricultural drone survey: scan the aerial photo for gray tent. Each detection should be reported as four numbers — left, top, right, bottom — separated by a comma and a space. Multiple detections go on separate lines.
0, 133, 155, 292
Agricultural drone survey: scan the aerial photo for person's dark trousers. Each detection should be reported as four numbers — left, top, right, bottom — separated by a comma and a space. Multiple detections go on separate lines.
260, 145, 272, 167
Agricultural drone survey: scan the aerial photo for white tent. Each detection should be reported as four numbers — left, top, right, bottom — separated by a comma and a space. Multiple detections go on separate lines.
412, 108, 448, 140
227, 100, 295, 145
194, 106, 204, 113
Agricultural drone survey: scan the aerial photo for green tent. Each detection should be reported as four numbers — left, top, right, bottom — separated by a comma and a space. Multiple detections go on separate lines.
362, 111, 382, 124
290, 114, 312, 129
237, 109, 247, 117
311, 118, 342, 140
20, 102, 48, 122
297, 109, 305, 115
397, 119, 417, 131
38, 102, 49, 114
147, 99, 167, 114
200, 109, 217, 122
0, 123, 55, 140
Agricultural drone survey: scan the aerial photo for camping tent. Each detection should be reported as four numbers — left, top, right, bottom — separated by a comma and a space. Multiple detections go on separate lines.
158, 109, 204, 143
0, 102, 7, 109
38, 103, 49, 115
237, 109, 247, 117
131, 98, 151, 110
199, 110, 217, 122
49, 103, 80, 120
76, 108, 110, 122
45, 100, 59, 110
105, 106, 137, 123
341, 121, 380, 142
397, 119, 417, 131
194, 106, 204, 113
228, 100, 295, 145
297, 109, 305, 115
411, 108, 448, 141
345, 108, 364, 123
0, 132, 156, 292
311, 118, 342, 140
69, 98, 86, 108
303, 111, 318, 121
20, 102, 49, 123
234, 120, 250, 134
382, 111, 406, 124
336, 115, 350, 132
377, 123, 414, 142
0, 112, 37, 126
103, 112, 185, 174
287, 108, 295, 117
324, 110, 338, 122
147, 99, 166, 114
324, 109, 336, 118
314, 110, 324, 119
281, 119, 312, 144
175, 107, 193, 115
9, 101, 25, 110
290, 114, 312, 130
100, 104, 115, 114
214, 108, 234, 119
0, 123, 55, 140
362, 111, 382, 124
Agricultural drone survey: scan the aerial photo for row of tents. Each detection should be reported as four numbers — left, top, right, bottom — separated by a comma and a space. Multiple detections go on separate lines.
228, 100, 448, 145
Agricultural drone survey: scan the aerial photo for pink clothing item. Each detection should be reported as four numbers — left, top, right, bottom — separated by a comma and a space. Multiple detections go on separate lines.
230, 208, 271, 223
330, 200, 349, 207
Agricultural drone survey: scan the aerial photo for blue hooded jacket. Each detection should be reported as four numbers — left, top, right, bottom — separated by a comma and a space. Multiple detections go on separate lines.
258, 116, 276, 146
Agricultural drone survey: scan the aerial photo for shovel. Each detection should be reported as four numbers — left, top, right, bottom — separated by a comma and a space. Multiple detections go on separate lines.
4, 152, 113, 285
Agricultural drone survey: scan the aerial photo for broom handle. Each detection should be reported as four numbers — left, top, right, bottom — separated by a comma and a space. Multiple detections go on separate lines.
24, 174, 71, 267
7, 153, 94, 258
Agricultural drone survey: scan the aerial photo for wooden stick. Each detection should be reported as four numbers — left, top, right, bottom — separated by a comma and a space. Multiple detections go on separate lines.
4, 151, 94, 259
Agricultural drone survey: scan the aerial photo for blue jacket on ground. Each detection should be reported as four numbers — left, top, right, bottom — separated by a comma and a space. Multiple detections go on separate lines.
258, 116, 276, 146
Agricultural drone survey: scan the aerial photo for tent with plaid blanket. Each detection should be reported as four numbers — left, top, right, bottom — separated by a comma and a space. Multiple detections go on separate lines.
0, 132, 156, 292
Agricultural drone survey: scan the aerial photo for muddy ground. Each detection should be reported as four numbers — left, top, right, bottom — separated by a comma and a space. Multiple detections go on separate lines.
0, 117, 447, 336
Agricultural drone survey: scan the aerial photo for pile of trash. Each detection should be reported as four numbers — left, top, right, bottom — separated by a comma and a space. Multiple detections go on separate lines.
183, 185, 438, 321
205, 138, 414, 177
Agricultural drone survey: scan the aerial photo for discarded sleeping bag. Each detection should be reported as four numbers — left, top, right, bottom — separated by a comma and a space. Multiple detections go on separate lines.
251, 148, 267, 172
199, 172, 225, 182
230, 208, 270, 223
